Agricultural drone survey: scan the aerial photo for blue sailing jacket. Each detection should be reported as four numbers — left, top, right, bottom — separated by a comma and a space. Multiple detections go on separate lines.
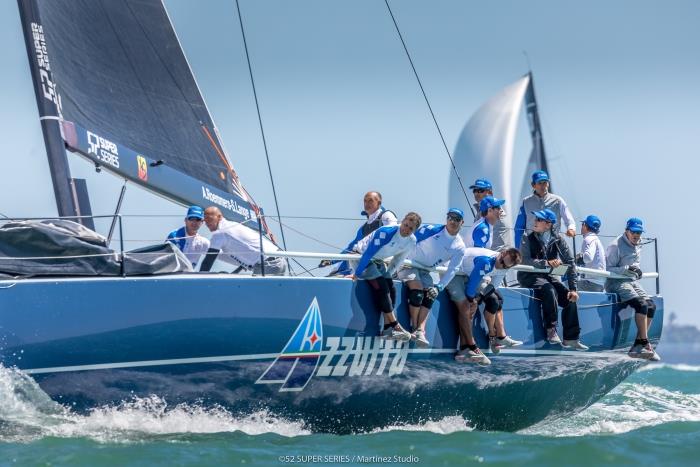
167, 227, 187, 252
353, 226, 399, 277
465, 255, 497, 300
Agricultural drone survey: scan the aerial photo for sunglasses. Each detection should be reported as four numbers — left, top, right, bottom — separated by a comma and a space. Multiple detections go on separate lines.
472, 188, 487, 194
447, 214, 463, 222
187, 217, 203, 222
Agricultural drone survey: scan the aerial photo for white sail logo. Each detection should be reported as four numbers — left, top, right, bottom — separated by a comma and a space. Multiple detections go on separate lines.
30, 22, 62, 115
201, 186, 251, 219
87, 131, 120, 168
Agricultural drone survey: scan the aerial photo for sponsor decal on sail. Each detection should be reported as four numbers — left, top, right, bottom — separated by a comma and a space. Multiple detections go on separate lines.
87, 131, 120, 168
137, 155, 148, 181
201, 186, 251, 219
30, 22, 62, 115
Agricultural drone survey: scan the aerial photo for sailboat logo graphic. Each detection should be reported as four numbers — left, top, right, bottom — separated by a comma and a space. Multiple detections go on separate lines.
256, 297, 323, 392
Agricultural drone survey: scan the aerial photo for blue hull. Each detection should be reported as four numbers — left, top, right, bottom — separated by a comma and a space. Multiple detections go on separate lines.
0, 275, 663, 433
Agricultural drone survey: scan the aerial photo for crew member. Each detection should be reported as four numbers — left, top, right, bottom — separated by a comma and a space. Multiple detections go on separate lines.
464, 196, 506, 249
323, 191, 398, 275
199, 206, 286, 275
397, 208, 466, 348
518, 209, 588, 350
514, 170, 576, 247
166, 205, 210, 268
606, 218, 659, 361
469, 178, 512, 250
576, 215, 606, 292
446, 247, 523, 364
350, 212, 422, 341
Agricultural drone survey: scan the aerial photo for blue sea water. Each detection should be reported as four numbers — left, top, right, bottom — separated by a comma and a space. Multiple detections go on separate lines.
1, 351, 699, 466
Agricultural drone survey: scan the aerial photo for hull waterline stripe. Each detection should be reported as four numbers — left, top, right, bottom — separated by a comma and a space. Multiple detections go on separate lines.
21, 348, 626, 375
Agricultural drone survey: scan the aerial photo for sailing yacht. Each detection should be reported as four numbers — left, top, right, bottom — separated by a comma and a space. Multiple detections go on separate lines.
0, 0, 663, 433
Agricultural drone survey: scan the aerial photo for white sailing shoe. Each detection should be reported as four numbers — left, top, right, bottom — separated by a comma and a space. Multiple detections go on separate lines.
381, 326, 411, 342
455, 347, 491, 365
546, 328, 562, 345
496, 336, 523, 347
411, 330, 430, 348
643, 343, 661, 362
562, 339, 589, 351
628, 344, 654, 359
489, 336, 502, 355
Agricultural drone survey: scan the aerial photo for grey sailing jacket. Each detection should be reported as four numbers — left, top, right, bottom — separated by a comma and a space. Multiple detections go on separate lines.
605, 233, 641, 286
514, 192, 575, 246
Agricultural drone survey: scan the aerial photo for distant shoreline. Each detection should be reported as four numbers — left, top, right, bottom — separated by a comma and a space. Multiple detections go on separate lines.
663, 320, 700, 344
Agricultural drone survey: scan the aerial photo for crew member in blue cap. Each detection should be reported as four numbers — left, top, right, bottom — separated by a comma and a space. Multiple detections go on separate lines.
518, 209, 588, 350
464, 196, 506, 249
576, 215, 606, 292
398, 208, 467, 348
166, 205, 210, 269
469, 178, 512, 251
606, 218, 659, 361
514, 170, 576, 247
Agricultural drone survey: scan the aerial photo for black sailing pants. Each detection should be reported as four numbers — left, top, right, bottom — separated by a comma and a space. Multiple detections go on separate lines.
531, 277, 581, 340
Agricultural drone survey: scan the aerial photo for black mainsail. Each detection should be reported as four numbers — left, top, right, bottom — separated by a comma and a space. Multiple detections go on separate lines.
17, 0, 261, 226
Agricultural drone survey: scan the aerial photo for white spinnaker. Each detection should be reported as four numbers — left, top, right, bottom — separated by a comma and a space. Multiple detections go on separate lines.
448, 75, 530, 231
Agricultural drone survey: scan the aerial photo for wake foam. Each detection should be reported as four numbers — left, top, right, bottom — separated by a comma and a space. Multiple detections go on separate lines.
637, 363, 700, 373
522, 382, 700, 437
0, 364, 309, 443
370, 416, 474, 435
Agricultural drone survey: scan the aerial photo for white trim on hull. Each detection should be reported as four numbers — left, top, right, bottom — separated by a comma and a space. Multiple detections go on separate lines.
23, 347, 631, 375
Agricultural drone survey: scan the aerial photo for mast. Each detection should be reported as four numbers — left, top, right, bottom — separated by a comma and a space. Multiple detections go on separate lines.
16, 0, 93, 228
523, 71, 551, 191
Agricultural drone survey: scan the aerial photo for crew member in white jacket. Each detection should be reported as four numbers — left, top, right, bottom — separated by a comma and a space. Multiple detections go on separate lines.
576, 215, 606, 292
398, 208, 467, 348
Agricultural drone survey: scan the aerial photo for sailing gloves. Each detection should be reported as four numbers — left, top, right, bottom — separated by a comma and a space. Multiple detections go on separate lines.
426, 284, 443, 299
625, 265, 643, 279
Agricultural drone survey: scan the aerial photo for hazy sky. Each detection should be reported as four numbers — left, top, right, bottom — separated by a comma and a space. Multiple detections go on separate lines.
0, 0, 698, 325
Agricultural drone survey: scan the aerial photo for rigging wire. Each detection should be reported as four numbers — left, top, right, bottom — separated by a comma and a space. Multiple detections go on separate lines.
383, 0, 475, 218
234, 0, 290, 254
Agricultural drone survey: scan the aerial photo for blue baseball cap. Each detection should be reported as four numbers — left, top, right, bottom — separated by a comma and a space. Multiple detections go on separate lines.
531, 170, 550, 184
581, 215, 602, 233
479, 196, 506, 212
626, 217, 645, 233
532, 209, 557, 224
186, 205, 204, 220
447, 208, 464, 220
469, 178, 493, 190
